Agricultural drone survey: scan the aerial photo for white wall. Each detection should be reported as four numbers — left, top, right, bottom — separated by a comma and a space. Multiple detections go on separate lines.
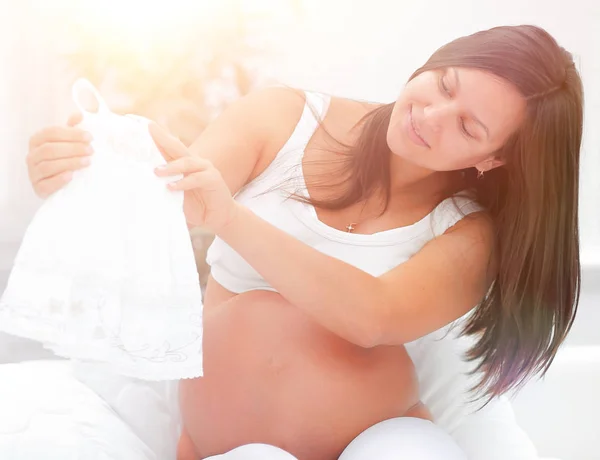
0, 3, 71, 289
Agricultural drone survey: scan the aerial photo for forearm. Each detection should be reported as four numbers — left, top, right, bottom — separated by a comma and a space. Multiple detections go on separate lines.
217, 203, 387, 346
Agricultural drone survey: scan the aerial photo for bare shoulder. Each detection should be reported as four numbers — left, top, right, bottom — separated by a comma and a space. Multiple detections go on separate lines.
240, 86, 306, 120
237, 88, 378, 179
238, 86, 308, 179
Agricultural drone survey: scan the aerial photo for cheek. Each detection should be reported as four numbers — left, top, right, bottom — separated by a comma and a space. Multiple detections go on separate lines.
431, 134, 487, 171
442, 145, 491, 170
427, 130, 461, 164
386, 128, 403, 159
386, 106, 407, 151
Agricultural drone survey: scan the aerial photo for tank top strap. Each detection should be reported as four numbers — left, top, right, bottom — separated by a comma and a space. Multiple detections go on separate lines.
278, 90, 331, 158
430, 193, 484, 236
300, 90, 331, 142
248, 90, 331, 191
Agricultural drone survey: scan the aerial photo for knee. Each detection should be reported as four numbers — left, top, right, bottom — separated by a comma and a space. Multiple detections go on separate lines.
339, 418, 466, 460
207, 443, 297, 460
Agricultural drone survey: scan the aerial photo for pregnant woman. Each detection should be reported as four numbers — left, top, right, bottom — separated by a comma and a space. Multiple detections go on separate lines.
26, 25, 583, 460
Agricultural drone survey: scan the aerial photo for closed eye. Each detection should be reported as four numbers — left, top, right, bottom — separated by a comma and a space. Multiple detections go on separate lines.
440, 71, 476, 140
460, 118, 474, 138
448, 67, 490, 140
439, 74, 451, 96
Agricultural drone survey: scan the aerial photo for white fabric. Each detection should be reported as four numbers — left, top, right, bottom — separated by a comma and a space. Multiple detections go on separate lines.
207, 444, 298, 460
405, 323, 540, 459
340, 418, 467, 460
452, 394, 540, 460
0, 79, 204, 380
207, 419, 467, 460
71, 361, 182, 459
0, 361, 160, 460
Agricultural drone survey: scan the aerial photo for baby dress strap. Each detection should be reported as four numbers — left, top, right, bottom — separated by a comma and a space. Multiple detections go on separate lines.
71, 78, 111, 118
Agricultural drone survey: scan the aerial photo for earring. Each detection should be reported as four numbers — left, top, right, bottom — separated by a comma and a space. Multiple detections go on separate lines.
477, 169, 484, 179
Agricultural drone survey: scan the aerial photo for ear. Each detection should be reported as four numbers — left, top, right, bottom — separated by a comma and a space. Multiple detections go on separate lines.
475, 157, 505, 173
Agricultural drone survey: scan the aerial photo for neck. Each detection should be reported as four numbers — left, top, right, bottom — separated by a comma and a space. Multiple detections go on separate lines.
388, 153, 459, 201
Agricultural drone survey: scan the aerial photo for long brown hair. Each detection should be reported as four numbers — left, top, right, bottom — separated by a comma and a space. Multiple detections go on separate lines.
298, 25, 584, 399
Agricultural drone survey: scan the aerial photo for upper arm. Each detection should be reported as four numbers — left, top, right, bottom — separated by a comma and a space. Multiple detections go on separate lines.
377, 212, 496, 345
187, 86, 306, 196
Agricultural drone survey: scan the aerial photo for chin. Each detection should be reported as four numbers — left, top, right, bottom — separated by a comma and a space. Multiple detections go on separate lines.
388, 139, 440, 172
386, 120, 407, 155
387, 131, 415, 160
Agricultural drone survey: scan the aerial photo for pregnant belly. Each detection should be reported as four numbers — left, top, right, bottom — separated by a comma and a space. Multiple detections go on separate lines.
180, 290, 419, 460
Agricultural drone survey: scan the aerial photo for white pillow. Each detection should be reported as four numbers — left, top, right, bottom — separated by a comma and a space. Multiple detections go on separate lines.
0, 360, 161, 460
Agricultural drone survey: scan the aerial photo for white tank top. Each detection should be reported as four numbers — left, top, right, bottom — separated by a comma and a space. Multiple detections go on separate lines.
206, 91, 482, 294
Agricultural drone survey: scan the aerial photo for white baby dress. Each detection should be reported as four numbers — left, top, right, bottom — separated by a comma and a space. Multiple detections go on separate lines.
0, 79, 204, 380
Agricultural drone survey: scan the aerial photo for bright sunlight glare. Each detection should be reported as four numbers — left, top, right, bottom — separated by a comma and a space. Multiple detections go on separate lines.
32, 0, 302, 54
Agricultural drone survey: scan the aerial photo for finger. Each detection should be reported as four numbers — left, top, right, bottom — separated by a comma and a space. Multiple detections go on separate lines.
35, 171, 74, 199
166, 170, 217, 191
67, 112, 84, 127
31, 156, 91, 184
154, 156, 211, 177
29, 126, 92, 150
28, 142, 93, 167
148, 123, 189, 161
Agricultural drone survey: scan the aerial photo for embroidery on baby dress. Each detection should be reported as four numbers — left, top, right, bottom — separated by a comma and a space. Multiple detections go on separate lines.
0, 79, 204, 380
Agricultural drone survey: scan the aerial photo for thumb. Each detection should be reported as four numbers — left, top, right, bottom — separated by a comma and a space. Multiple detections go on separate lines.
67, 112, 83, 127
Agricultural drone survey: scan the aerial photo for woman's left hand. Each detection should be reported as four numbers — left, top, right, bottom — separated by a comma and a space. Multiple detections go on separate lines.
149, 123, 238, 234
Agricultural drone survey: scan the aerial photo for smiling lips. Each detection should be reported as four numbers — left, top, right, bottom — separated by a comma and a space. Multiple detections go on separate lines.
409, 106, 430, 148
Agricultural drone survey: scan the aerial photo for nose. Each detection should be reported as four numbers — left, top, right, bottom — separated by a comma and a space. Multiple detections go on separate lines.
423, 102, 454, 133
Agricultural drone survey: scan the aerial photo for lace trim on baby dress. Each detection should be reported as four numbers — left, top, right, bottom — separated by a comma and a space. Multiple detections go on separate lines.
0, 79, 203, 380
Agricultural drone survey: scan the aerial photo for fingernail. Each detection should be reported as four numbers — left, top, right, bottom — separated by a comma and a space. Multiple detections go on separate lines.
85, 146, 94, 155
83, 132, 93, 142
81, 157, 91, 166
154, 165, 166, 173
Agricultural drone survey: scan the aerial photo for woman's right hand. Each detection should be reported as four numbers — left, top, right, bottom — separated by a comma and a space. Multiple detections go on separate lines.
26, 112, 94, 198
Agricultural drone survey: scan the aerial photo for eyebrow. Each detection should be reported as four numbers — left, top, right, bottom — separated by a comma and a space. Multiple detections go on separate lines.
452, 68, 490, 140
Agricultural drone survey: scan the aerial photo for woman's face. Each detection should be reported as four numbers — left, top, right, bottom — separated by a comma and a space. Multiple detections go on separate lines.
387, 67, 526, 172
